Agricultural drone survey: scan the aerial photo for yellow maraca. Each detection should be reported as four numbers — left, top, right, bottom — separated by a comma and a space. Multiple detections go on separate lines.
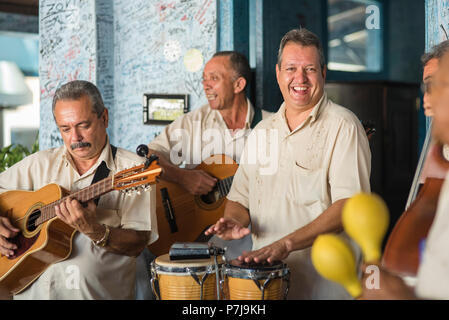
342, 193, 389, 263
311, 234, 362, 298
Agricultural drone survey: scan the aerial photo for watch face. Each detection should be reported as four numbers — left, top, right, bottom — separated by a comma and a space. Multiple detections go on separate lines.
164, 40, 182, 62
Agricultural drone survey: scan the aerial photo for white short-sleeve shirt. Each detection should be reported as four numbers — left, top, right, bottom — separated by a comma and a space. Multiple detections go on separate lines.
416, 171, 449, 299
227, 93, 371, 299
0, 141, 157, 299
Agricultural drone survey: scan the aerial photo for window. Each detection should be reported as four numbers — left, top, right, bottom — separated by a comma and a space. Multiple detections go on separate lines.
327, 0, 383, 73
0, 31, 39, 149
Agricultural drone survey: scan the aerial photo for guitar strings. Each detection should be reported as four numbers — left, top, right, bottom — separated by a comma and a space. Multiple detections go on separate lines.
22, 177, 113, 229
18, 167, 157, 230
217, 176, 234, 197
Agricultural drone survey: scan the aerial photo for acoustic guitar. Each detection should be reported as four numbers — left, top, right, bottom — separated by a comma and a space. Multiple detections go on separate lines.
148, 154, 238, 256
0, 160, 161, 296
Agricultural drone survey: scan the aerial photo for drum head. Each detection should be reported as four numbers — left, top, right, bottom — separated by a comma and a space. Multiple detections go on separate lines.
224, 259, 289, 280
227, 259, 284, 271
153, 253, 223, 274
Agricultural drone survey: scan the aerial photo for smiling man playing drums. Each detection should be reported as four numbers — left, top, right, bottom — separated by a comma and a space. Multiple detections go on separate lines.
206, 28, 371, 300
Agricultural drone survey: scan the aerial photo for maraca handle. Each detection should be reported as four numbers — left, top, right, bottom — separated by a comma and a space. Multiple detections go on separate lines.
346, 280, 362, 298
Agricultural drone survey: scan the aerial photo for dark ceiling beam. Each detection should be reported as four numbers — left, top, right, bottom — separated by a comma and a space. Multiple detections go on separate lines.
0, 2, 38, 16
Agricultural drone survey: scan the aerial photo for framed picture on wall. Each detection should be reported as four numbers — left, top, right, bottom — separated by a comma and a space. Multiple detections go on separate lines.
143, 93, 189, 124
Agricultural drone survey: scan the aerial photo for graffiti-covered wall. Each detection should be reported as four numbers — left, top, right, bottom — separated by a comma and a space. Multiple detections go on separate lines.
39, 0, 224, 152
39, 0, 97, 148
426, 0, 449, 50
112, 0, 216, 150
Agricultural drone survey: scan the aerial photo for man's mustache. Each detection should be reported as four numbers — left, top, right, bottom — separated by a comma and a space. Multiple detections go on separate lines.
71, 141, 91, 150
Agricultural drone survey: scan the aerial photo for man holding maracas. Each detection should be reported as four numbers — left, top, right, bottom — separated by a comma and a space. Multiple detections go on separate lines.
362, 39, 449, 300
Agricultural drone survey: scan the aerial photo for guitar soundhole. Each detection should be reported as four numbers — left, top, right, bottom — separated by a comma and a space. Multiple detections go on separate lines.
200, 188, 220, 205
26, 209, 41, 232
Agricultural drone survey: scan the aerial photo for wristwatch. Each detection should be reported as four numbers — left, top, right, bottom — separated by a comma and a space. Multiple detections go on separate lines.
93, 224, 110, 247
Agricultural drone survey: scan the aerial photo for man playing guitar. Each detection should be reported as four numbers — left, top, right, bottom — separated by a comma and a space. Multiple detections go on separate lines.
147, 51, 272, 259
0, 80, 157, 299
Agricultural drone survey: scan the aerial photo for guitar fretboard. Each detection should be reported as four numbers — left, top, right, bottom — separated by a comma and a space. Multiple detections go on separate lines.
216, 176, 234, 197
33, 177, 114, 227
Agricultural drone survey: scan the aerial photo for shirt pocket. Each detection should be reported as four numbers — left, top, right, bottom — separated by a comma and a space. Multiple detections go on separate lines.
286, 162, 324, 209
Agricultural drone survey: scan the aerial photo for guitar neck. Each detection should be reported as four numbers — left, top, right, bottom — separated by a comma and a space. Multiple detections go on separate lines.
36, 177, 114, 226
216, 175, 234, 197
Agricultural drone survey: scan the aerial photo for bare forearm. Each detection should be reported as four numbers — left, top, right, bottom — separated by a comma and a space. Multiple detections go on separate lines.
87, 224, 150, 257
205, 199, 251, 240
224, 200, 251, 227
148, 148, 184, 184
283, 199, 346, 251
149, 149, 216, 195
54, 198, 151, 257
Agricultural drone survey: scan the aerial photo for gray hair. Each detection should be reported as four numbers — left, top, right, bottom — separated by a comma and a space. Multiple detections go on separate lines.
421, 40, 449, 66
52, 80, 105, 117
212, 51, 251, 88
277, 28, 326, 71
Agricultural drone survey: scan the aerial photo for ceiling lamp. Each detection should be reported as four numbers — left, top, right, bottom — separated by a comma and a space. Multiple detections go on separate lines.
0, 61, 33, 107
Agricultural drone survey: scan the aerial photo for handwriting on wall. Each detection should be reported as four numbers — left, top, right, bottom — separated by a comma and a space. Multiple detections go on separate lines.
426, 0, 449, 50
96, 0, 114, 111
112, 0, 217, 151
39, 0, 217, 152
39, 0, 96, 150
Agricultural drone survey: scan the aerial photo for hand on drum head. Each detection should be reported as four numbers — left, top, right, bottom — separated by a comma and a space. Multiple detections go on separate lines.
204, 217, 250, 240
238, 238, 291, 265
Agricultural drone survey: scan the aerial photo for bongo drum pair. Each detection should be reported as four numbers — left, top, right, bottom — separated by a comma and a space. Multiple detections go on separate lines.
150, 254, 290, 300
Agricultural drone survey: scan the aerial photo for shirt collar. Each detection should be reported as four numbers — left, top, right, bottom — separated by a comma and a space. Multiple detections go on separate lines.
213, 98, 253, 130
63, 136, 115, 177
276, 92, 328, 135
309, 92, 327, 124
245, 98, 254, 129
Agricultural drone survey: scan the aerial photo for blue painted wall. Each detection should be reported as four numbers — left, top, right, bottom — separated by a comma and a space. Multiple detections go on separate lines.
425, 0, 449, 50
422, 0, 449, 146
39, 0, 97, 149
387, 0, 425, 84
0, 12, 38, 33
30, 0, 430, 151
39, 0, 219, 152
251, 0, 425, 112
111, 0, 217, 151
